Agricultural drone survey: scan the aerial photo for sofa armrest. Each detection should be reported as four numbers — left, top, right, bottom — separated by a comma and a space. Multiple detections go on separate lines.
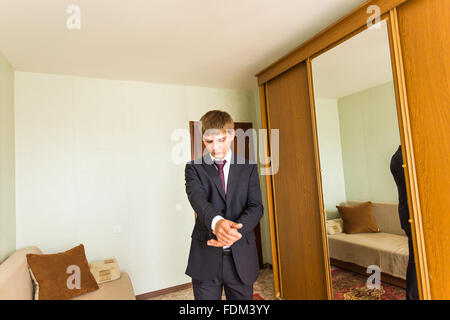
0, 246, 42, 300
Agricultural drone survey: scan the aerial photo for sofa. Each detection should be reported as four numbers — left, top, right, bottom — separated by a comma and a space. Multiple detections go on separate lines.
0, 246, 136, 300
327, 201, 408, 281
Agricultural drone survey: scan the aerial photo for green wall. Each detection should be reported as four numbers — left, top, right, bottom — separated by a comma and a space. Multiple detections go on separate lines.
338, 81, 400, 203
316, 81, 401, 220
316, 98, 347, 214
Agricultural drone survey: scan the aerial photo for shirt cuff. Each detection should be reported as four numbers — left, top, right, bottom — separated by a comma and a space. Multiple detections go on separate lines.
211, 215, 224, 233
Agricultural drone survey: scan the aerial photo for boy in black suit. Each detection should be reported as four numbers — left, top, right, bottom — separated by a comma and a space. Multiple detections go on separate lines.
185, 110, 264, 300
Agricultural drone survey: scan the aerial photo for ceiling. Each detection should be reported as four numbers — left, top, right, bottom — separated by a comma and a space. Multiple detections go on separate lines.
311, 19, 394, 99
0, 0, 367, 90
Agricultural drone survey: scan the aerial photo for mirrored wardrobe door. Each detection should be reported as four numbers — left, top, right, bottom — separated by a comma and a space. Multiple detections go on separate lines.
311, 18, 414, 300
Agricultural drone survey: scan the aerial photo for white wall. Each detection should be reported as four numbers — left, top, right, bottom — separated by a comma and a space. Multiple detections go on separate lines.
315, 98, 347, 214
14, 71, 264, 294
0, 52, 16, 263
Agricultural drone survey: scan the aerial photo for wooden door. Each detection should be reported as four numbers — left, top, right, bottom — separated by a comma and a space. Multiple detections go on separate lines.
395, 0, 450, 299
264, 62, 329, 299
189, 121, 264, 269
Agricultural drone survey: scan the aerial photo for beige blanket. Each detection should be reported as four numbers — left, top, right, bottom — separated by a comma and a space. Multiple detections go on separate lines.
327, 232, 408, 279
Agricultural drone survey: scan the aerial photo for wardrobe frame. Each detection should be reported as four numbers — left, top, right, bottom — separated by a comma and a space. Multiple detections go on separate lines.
256, 0, 432, 300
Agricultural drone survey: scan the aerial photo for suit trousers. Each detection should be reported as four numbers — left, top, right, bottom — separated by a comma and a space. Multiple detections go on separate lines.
192, 251, 253, 300
404, 226, 419, 300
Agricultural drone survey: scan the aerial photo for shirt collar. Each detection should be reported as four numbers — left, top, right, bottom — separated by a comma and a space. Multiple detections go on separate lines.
210, 149, 232, 164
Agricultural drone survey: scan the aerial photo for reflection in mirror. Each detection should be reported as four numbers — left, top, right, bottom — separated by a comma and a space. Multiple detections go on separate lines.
311, 19, 414, 300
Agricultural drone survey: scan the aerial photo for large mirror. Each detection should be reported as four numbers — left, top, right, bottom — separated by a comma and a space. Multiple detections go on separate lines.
311, 19, 417, 300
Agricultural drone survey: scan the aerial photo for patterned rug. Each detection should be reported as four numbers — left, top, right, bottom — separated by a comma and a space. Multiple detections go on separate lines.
253, 293, 264, 300
331, 267, 406, 300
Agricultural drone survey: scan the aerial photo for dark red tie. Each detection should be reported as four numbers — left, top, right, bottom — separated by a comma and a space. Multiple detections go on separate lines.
214, 159, 226, 195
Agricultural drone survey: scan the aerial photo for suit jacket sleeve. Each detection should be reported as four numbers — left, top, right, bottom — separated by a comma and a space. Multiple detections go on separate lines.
236, 163, 264, 237
185, 162, 223, 232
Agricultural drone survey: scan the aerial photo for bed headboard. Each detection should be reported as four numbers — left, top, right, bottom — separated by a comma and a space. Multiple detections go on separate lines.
346, 201, 406, 236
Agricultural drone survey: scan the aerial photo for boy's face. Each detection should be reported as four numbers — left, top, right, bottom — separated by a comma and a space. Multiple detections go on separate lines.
203, 129, 235, 159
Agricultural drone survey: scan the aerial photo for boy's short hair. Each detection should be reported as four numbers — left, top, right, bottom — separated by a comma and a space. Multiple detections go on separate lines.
199, 110, 234, 137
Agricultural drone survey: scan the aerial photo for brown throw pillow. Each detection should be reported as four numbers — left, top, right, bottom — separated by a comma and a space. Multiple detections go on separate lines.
336, 201, 380, 234
26, 244, 99, 300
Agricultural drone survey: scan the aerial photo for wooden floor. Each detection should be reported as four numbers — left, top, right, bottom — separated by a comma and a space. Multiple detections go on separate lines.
147, 266, 276, 300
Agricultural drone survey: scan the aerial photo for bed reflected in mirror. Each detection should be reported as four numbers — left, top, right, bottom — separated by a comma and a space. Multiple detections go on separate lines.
311, 19, 412, 300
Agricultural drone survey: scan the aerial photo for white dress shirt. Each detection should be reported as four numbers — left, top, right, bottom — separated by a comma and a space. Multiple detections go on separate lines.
210, 149, 232, 248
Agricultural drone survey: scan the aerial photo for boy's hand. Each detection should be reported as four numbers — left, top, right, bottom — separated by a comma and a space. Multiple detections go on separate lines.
210, 219, 243, 247
207, 239, 229, 247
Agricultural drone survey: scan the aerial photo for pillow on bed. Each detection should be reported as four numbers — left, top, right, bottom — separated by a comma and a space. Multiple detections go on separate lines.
336, 201, 380, 234
326, 218, 344, 235
89, 258, 121, 284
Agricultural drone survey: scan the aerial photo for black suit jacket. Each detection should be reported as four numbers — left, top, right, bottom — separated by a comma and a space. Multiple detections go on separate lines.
184, 151, 264, 285
390, 145, 411, 233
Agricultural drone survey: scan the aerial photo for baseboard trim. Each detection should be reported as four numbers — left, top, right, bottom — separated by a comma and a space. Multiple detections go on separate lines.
135, 282, 193, 300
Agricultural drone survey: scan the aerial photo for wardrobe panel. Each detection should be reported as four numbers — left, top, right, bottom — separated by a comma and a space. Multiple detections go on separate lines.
397, 0, 450, 299
265, 62, 328, 299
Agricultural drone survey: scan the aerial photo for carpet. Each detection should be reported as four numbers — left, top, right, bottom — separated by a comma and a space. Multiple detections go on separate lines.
331, 266, 406, 300
253, 293, 264, 300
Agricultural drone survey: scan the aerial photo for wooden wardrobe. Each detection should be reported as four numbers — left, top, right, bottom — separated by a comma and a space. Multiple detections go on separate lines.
256, 0, 449, 300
